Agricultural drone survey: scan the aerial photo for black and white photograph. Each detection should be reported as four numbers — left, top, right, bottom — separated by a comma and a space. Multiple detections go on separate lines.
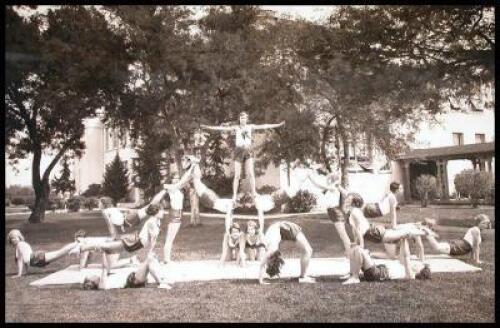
4, 4, 495, 322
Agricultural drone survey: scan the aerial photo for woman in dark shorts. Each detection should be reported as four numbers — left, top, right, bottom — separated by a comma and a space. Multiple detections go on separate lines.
258, 221, 315, 284
342, 243, 431, 284
83, 252, 171, 290
8, 229, 81, 277
422, 214, 490, 265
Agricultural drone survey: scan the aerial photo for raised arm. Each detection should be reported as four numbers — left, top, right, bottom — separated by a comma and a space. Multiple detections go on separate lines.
251, 121, 285, 131
389, 195, 398, 228
200, 124, 235, 132
150, 189, 168, 206
98, 252, 110, 289
350, 210, 364, 249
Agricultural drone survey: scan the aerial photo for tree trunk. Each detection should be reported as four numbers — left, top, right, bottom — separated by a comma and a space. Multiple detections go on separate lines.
320, 117, 334, 172
287, 160, 291, 187
338, 124, 350, 188
29, 179, 50, 223
190, 188, 200, 226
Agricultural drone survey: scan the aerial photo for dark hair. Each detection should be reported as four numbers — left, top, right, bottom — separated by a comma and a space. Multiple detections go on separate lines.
266, 251, 285, 277
349, 193, 364, 208
99, 197, 114, 208
83, 277, 99, 290
74, 229, 86, 239
389, 182, 401, 193
415, 264, 431, 280
146, 204, 161, 216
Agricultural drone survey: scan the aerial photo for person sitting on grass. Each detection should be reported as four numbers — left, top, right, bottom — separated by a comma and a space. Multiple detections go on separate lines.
83, 252, 171, 290
421, 214, 491, 266
259, 221, 315, 284
220, 222, 245, 266
342, 241, 431, 285
347, 194, 431, 262
8, 229, 81, 278
201, 112, 285, 203
79, 204, 164, 257
242, 220, 266, 262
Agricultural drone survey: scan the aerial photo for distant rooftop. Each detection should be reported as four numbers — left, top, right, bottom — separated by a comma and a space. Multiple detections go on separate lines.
397, 142, 495, 161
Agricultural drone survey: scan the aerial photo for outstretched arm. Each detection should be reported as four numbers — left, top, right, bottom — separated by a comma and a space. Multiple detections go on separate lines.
252, 121, 285, 131
200, 124, 235, 132
163, 165, 195, 191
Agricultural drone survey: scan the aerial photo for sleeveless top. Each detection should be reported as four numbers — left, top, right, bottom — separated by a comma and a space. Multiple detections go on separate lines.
463, 227, 478, 247
235, 126, 252, 148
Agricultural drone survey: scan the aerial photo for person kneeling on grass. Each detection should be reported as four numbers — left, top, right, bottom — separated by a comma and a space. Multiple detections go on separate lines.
243, 220, 266, 262
79, 204, 163, 257
8, 229, 81, 278
422, 214, 490, 266
220, 222, 245, 265
259, 221, 315, 284
342, 241, 431, 285
83, 252, 171, 290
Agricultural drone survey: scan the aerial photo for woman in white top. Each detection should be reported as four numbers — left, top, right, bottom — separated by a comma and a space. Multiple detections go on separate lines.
201, 112, 285, 202
362, 181, 401, 228
422, 214, 490, 265
8, 229, 81, 278
80, 204, 163, 257
83, 252, 171, 290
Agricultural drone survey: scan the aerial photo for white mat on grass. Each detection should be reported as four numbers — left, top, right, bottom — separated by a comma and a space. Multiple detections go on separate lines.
30, 255, 481, 286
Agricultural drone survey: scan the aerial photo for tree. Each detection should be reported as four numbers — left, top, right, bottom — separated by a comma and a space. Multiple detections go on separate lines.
81, 184, 102, 198
5, 6, 131, 222
51, 157, 75, 196
454, 169, 493, 208
102, 154, 130, 206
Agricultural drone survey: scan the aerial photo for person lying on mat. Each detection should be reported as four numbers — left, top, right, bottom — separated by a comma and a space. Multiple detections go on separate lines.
83, 252, 171, 290
347, 194, 431, 261
8, 229, 81, 278
421, 214, 490, 265
79, 204, 163, 257
259, 221, 315, 284
342, 242, 431, 285
220, 222, 245, 266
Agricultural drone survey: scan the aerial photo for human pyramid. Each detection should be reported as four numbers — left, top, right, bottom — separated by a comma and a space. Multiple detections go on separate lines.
8, 112, 491, 290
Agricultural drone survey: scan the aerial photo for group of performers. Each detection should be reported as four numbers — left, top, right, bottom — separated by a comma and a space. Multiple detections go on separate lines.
7, 112, 491, 290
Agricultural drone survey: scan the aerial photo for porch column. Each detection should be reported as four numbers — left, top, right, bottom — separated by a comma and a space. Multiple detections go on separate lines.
436, 159, 443, 198
402, 161, 411, 202
441, 159, 450, 200
486, 158, 492, 173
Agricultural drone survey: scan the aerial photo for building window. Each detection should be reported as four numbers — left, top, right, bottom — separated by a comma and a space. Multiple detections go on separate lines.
452, 132, 464, 146
475, 133, 486, 144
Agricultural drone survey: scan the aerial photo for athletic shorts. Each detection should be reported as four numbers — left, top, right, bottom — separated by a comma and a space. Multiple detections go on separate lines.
29, 251, 49, 267
279, 222, 302, 241
124, 212, 141, 228
234, 147, 253, 163
363, 264, 389, 282
449, 238, 472, 256
271, 190, 291, 208
169, 209, 182, 224
124, 272, 146, 289
363, 203, 383, 218
199, 188, 220, 209
364, 224, 385, 243
327, 207, 346, 223
120, 233, 144, 253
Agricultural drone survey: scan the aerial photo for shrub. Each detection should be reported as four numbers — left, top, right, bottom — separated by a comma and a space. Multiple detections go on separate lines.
5, 197, 11, 207
11, 197, 25, 206
454, 169, 493, 207
415, 174, 440, 208
81, 184, 102, 198
203, 174, 233, 198
83, 197, 100, 210
257, 185, 278, 195
285, 190, 317, 213
67, 196, 85, 212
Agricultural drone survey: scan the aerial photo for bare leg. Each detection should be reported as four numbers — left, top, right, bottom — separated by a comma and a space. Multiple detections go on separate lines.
334, 222, 351, 257
220, 233, 230, 264
424, 235, 451, 254
79, 251, 91, 268
45, 242, 80, 263
295, 232, 313, 279
414, 236, 426, 261
80, 240, 124, 254
163, 222, 181, 263
146, 257, 170, 287
401, 239, 415, 279
107, 253, 136, 269
245, 158, 257, 197
343, 245, 375, 284
383, 227, 425, 244
233, 161, 242, 201
132, 257, 152, 283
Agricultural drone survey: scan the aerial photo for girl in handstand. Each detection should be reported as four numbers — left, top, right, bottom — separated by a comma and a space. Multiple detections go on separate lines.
201, 112, 285, 202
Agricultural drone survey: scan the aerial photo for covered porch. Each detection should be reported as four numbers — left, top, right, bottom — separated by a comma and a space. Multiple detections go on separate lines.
396, 142, 495, 201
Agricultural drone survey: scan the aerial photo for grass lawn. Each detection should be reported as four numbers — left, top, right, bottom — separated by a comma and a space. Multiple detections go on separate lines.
4, 206, 495, 322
